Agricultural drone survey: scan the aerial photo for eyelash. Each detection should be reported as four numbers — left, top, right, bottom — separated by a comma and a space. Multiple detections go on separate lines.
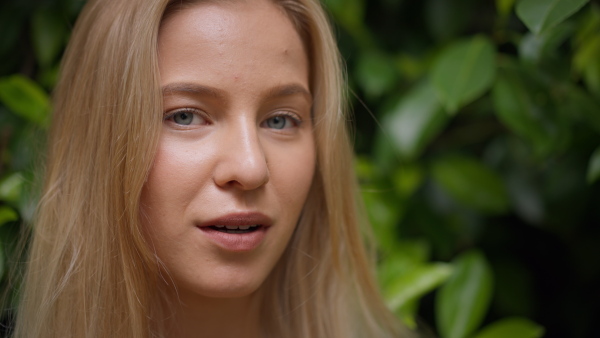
163, 108, 208, 126
162, 108, 303, 128
266, 111, 302, 128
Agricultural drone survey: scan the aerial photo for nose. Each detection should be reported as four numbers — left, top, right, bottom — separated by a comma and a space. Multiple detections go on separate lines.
213, 122, 269, 190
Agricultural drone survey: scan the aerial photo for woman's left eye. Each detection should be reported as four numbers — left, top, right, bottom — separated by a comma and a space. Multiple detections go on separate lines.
263, 114, 300, 130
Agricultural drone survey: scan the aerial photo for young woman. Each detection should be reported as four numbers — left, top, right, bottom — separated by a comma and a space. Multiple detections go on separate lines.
14, 0, 410, 337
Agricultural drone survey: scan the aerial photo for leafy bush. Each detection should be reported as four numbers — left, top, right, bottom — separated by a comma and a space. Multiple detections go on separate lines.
325, 0, 600, 337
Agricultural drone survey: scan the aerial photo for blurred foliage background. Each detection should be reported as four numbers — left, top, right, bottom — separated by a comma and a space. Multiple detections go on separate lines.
0, 0, 599, 337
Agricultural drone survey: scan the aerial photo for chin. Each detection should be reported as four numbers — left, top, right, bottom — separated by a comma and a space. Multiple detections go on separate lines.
175, 275, 268, 301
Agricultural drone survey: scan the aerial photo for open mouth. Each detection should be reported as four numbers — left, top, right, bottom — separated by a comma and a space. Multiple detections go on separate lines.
208, 224, 261, 234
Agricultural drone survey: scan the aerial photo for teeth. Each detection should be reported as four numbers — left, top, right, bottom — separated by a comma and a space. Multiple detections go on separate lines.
213, 225, 259, 230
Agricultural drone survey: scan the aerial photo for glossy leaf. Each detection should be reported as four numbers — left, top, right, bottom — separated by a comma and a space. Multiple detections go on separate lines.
0, 172, 25, 204
385, 80, 448, 160
0, 206, 18, 226
0, 75, 50, 127
31, 10, 67, 68
491, 71, 552, 155
516, 0, 589, 35
436, 250, 494, 338
431, 36, 496, 113
473, 317, 545, 338
587, 146, 600, 184
385, 263, 452, 312
519, 23, 574, 63
431, 155, 510, 214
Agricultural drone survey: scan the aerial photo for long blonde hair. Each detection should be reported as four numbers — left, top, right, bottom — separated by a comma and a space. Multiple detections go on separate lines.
14, 0, 407, 337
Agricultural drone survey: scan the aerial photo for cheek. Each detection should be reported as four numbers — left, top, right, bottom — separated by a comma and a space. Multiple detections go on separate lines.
270, 140, 316, 208
142, 137, 213, 211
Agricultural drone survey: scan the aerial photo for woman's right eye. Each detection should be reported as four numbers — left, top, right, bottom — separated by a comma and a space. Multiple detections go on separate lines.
164, 108, 207, 126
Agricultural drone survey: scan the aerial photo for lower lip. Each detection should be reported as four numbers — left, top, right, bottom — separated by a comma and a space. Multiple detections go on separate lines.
198, 226, 268, 252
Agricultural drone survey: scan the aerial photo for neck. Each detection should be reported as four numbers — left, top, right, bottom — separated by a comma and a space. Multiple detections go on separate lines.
166, 289, 263, 338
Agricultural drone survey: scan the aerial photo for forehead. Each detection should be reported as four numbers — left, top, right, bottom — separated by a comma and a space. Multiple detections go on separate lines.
157, 0, 309, 91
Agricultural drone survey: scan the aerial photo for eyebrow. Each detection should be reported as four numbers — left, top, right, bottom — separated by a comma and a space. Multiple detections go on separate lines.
161, 82, 311, 103
266, 84, 312, 103
162, 83, 225, 99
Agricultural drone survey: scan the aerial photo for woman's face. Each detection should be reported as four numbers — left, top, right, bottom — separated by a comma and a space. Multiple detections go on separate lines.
141, 0, 314, 299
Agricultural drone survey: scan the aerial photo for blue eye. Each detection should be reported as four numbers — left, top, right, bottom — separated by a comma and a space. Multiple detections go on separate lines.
266, 116, 288, 129
173, 111, 194, 125
164, 108, 206, 126
264, 113, 300, 130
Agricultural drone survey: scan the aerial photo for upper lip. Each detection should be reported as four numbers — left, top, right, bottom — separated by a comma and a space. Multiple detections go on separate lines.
197, 212, 272, 228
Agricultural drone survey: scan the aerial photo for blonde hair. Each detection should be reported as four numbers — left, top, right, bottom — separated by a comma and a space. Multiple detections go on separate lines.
14, 0, 408, 337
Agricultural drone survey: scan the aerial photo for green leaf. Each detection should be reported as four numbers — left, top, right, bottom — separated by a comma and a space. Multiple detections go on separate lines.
0, 241, 4, 280
385, 263, 452, 312
322, 0, 370, 45
491, 70, 553, 155
519, 23, 575, 63
431, 155, 510, 214
573, 34, 600, 96
385, 80, 448, 160
587, 146, 600, 184
0, 206, 18, 226
0, 172, 25, 204
431, 36, 496, 113
31, 10, 67, 68
392, 164, 424, 197
516, 0, 589, 35
0, 75, 50, 127
496, 0, 517, 17
361, 190, 403, 252
436, 250, 494, 338
426, 0, 471, 42
473, 317, 545, 338
558, 84, 600, 134
355, 50, 397, 99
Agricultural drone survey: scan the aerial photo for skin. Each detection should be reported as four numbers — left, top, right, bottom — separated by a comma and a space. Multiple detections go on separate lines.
141, 1, 314, 337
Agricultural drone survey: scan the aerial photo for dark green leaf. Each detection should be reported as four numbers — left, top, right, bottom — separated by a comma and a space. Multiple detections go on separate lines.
516, 0, 589, 35
431, 36, 496, 113
426, 0, 471, 42
0, 240, 4, 280
558, 84, 600, 134
31, 10, 67, 68
385, 80, 448, 160
0, 206, 18, 226
361, 189, 403, 252
0, 75, 50, 127
587, 146, 600, 184
473, 317, 544, 338
431, 155, 510, 214
496, 0, 517, 17
436, 250, 494, 338
574, 34, 600, 96
491, 71, 553, 155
